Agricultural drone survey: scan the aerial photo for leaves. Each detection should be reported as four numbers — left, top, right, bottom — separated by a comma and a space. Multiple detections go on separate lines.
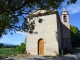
70, 25, 79, 35
70, 25, 80, 47
0, 0, 77, 37
16, 38, 26, 53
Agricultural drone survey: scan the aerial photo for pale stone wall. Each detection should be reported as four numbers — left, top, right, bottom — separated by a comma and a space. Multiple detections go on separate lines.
26, 13, 59, 56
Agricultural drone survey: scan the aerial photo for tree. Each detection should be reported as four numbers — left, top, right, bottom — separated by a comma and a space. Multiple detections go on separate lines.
0, 0, 77, 37
16, 38, 26, 53
0, 43, 4, 48
70, 25, 79, 40
70, 25, 80, 47
16, 43, 26, 53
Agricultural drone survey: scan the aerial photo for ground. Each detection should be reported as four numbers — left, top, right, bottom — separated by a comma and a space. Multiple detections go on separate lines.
1, 53, 80, 60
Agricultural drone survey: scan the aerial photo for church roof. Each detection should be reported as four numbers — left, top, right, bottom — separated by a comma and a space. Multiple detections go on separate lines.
62, 8, 69, 15
27, 9, 58, 18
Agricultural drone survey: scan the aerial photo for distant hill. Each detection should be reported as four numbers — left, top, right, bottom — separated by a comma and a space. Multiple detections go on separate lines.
0, 43, 16, 47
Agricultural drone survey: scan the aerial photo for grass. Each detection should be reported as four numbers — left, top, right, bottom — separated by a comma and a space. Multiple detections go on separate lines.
0, 48, 22, 57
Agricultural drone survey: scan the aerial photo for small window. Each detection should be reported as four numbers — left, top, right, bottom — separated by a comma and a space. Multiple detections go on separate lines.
64, 16, 67, 22
63, 30, 67, 34
38, 19, 43, 23
65, 31, 66, 34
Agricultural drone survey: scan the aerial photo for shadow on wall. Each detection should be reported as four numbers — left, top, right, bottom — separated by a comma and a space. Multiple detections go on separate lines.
59, 21, 80, 54
58, 20, 72, 54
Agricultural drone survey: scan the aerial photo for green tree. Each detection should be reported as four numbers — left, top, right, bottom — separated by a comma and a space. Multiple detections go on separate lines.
70, 25, 80, 47
16, 43, 26, 53
16, 38, 26, 53
70, 25, 79, 40
0, 0, 77, 37
0, 43, 4, 48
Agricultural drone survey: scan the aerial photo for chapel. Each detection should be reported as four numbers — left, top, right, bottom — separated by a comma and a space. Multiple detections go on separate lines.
26, 8, 72, 56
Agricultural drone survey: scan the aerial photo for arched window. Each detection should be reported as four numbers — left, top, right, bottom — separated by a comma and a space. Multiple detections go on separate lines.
64, 16, 67, 22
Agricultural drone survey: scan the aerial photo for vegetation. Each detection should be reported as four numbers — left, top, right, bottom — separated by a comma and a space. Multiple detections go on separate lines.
70, 25, 80, 47
0, 48, 21, 56
0, 43, 4, 48
0, 38, 26, 57
16, 38, 26, 53
0, 0, 77, 37
16, 43, 26, 54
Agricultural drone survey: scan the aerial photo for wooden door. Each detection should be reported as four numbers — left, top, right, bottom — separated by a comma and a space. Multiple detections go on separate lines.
38, 39, 44, 55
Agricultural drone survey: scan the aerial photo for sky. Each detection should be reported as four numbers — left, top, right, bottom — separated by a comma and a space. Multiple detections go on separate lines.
0, 0, 80, 45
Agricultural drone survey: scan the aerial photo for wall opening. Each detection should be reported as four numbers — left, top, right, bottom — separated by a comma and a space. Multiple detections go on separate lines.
38, 38, 44, 55
63, 16, 67, 22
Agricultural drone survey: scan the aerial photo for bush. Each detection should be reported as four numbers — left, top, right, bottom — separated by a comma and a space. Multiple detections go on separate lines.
16, 42, 26, 53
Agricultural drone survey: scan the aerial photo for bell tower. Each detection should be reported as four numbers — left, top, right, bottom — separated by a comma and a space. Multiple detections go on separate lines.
61, 8, 72, 49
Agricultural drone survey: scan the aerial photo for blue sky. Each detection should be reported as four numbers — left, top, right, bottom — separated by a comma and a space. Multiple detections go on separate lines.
0, 0, 80, 45
59, 0, 80, 30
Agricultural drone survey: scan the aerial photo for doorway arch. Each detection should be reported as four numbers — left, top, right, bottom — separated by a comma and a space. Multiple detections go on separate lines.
38, 38, 44, 55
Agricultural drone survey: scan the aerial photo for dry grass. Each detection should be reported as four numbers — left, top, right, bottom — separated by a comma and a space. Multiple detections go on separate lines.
15, 54, 32, 58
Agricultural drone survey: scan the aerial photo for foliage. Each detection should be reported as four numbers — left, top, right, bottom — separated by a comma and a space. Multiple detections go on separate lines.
70, 25, 80, 47
16, 38, 26, 53
70, 25, 79, 41
0, 0, 77, 37
16, 43, 26, 53
0, 43, 4, 48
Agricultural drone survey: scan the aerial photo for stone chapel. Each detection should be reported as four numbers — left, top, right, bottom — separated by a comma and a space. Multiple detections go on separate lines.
26, 8, 72, 56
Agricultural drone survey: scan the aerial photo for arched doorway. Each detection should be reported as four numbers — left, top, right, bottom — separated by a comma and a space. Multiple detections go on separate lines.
38, 38, 44, 55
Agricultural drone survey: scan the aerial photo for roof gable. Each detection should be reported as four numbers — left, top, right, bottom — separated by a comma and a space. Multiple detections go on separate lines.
27, 9, 58, 18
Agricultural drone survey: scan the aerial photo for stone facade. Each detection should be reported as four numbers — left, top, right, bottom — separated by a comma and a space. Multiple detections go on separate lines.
26, 9, 71, 56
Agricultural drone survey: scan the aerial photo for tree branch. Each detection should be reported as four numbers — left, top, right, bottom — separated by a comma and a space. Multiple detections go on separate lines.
11, 1, 29, 11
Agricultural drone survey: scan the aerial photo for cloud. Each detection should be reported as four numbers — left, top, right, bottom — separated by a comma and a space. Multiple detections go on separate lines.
66, 4, 80, 14
16, 31, 26, 37
66, 0, 80, 14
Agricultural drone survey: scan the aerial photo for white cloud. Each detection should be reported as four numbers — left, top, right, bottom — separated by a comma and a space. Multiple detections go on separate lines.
16, 31, 26, 37
66, 0, 80, 14
66, 4, 80, 14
